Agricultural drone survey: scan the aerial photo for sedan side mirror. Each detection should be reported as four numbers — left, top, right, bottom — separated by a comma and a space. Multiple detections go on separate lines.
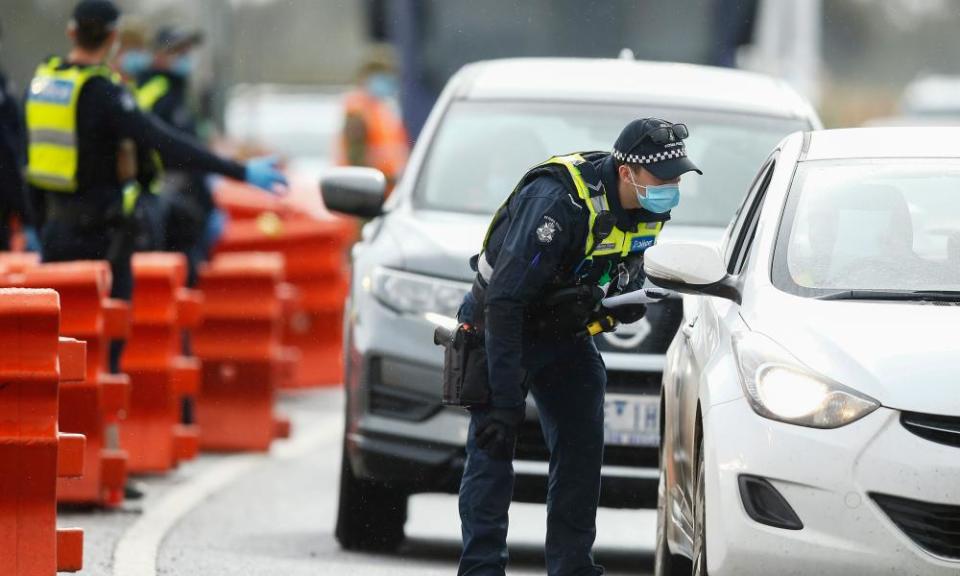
644, 242, 741, 303
320, 167, 386, 219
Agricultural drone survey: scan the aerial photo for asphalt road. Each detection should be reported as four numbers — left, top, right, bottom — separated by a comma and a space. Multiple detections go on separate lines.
60, 389, 655, 575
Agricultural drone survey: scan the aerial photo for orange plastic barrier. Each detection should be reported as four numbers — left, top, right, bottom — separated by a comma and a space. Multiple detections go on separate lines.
120, 253, 202, 473
0, 251, 40, 274
193, 252, 292, 451
0, 288, 86, 574
216, 215, 355, 388
5, 262, 130, 507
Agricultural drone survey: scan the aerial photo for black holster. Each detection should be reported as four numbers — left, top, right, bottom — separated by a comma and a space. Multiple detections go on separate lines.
438, 279, 491, 408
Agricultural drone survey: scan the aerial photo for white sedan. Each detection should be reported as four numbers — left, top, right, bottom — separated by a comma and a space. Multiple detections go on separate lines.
647, 127, 960, 576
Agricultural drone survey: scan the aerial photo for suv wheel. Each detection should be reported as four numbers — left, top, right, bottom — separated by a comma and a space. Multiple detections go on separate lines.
655, 440, 691, 576
335, 440, 407, 551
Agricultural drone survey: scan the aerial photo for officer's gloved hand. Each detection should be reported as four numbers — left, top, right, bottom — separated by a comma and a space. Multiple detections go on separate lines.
457, 290, 477, 324
474, 406, 525, 461
245, 156, 288, 195
606, 303, 647, 325
23, 226, 42, 254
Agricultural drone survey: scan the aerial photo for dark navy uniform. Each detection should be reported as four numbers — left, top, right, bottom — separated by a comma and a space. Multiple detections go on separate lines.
458, 119, 700, 576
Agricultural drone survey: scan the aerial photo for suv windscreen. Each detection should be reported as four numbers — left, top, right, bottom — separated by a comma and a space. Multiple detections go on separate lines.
773, 159, 960, 295
413, 100, 808, 226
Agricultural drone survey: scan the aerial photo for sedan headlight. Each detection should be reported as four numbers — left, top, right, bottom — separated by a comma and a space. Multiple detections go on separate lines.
732, 332, 879, 429
369, 267, 471, 320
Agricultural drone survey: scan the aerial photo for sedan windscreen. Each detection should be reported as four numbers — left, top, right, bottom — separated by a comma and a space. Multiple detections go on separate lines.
414, 101, 808, 227
774, 160, 960, 294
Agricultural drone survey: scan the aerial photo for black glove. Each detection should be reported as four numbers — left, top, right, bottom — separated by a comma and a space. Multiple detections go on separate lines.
605, 303, 647, 325
474, 406, 525, 461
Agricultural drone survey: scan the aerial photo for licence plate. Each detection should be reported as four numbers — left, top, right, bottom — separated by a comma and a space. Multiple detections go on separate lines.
604, 394, 660, 447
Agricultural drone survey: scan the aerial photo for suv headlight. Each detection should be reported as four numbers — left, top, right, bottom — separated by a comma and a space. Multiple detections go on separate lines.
732, 332, 879, 429
369, 267, 470, 320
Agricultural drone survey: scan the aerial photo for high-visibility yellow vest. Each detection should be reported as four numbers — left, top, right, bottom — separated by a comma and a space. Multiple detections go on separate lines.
135, 75, 169, 112
546, 153, 663, 259
482, 153, 664, 286
123, 77, 166, 214
25, 57, 116, 192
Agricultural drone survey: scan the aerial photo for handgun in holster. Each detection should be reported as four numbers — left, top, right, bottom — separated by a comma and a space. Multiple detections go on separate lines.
435, 322, 490, 407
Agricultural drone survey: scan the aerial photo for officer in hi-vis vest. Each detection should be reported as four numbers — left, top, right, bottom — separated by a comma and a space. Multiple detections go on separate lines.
25, 0, 286, 371
457, 118, 701, 576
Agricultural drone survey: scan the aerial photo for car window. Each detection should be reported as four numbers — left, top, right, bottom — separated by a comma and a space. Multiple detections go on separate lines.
773, 159, 960, 294
413, 101, 807, 228
724, 155, 776, 271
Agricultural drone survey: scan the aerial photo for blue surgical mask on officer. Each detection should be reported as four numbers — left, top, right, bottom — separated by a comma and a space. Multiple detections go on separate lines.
120, 50, 152, 77
366, 73, 397, 100
171, 54, 194, 77
628, 169, 680, 214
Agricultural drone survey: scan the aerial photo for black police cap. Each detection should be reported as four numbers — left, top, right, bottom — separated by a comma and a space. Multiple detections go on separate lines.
72, 0, 121, 30
153, 26, 204, 52
613, 118, 702, 181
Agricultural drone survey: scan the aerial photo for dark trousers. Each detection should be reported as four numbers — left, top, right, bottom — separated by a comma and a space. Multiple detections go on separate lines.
41, 218, 133, 374
458, 337, 606, 576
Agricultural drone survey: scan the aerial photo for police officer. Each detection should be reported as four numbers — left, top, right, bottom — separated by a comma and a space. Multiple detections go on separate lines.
137, 26, 217, 285
25, 0, 286, 370
457, 118, 701, 576
111, 18, 164, 253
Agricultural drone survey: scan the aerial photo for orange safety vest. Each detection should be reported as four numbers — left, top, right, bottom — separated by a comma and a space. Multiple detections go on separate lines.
336, 89, 409, 183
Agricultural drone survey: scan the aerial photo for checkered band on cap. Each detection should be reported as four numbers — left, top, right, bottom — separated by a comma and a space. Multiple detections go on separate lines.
611, 147, 687, 165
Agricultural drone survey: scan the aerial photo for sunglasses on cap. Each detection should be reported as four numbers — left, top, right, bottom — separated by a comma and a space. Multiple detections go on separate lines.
640, 123, 690, 146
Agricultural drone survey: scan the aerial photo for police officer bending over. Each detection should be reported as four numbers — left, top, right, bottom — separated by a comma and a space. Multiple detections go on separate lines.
457, 118, 700, 576
26, 0, 284, 326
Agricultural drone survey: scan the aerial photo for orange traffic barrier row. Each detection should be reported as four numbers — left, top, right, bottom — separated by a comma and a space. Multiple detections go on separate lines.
194, 252, 292, 451
216, 213, 356, 388
1, 262, 130, 507
0, 288, 85, 574
120, 253, 202, 474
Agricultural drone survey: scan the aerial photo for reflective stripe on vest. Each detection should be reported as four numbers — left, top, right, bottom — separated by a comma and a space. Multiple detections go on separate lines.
478, 153, 663, 285
136, 75, 169, 111
126, 79, 167, 191
26, 58, 114, 192
542, 154, 663, 258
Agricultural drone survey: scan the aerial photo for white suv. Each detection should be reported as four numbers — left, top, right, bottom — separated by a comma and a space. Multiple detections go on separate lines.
322, 57, 822, 551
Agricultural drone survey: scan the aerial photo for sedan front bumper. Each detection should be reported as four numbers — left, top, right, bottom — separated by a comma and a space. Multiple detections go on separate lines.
705, 398, 960, 576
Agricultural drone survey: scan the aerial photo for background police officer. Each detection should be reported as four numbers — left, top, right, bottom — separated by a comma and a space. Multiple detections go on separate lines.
25, 0, 286, 371
137, 25, 218, 286
457, 118, 701, 576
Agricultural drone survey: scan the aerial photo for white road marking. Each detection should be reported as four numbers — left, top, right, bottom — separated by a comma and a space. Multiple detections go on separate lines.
112, 417, 342, 576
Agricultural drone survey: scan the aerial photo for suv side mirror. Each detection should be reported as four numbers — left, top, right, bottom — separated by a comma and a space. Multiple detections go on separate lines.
644, 242, 741, 303
320, 167, 386, 219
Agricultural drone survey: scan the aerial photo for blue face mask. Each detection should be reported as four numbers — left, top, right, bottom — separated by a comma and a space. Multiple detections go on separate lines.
120, 50, 152, 76
171, 55, 193, 77
629, 170, 680, 214
366, 73, 397, 100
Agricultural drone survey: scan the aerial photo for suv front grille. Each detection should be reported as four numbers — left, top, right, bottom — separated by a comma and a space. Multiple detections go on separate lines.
515, 420, 658, 468
594, 297, 683, 355
872, 493, 960, 560
901, 412, 960, 449
606, 370, 661, 395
